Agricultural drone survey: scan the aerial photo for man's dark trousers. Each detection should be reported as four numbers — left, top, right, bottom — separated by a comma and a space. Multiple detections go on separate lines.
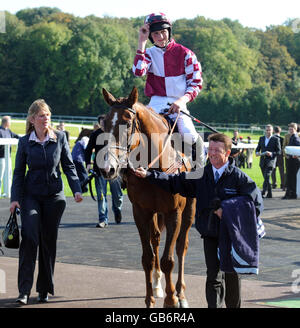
261, 164, 273, 197
286, 157, 300, 198
18, 191, 66, 295
203, 237, 241, 308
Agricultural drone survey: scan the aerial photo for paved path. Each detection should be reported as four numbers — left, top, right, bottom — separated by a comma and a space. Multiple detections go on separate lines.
0, 189, 299, 308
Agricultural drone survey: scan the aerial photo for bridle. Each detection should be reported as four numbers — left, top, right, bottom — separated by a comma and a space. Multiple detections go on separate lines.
103, 105, 138, 171
104, 105, 179, 171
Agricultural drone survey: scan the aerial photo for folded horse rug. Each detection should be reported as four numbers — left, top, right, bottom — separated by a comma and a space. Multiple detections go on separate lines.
218, 196, 265, 274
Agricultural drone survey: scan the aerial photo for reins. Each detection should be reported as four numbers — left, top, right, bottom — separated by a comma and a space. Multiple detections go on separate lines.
146, 113, 179, 170
108, 105, 180, 171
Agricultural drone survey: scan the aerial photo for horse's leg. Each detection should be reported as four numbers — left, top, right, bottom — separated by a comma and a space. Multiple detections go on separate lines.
160, 210, 182, 308
133, 204, 156, 308
175, 198, 196, 308
151, 213, 164, 298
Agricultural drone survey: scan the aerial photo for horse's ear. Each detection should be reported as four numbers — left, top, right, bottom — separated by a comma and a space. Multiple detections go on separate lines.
102, 88, 116, 106
128, 86, 138, 106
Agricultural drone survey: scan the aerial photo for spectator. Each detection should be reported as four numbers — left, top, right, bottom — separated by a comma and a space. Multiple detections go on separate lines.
246, 136, 254, 169
85, 115, 123, 227
271, 126, 284, 190
256, 125, 281, 198
93, 123, 100, 131
72, 136, 89, 193
230, 130, 241, 167
0, 116, 19, 197
237, 136, 246, 168
57, 121, 70, 144
282, 123, 300, 199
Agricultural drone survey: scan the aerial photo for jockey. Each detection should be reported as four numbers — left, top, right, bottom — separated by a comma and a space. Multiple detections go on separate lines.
132, 13, 205, 169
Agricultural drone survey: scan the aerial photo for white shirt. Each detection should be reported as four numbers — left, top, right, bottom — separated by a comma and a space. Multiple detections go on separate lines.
264, 136, 271, 147
29, 130, 56, 145
212, 161, 229, 181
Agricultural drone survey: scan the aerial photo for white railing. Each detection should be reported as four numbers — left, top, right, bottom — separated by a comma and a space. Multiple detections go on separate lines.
0, 138, 18, 198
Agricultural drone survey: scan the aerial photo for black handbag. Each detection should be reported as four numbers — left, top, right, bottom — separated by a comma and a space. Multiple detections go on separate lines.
2, 208, 20, 249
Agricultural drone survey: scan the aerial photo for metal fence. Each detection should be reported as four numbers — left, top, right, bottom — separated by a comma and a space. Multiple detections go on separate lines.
0, 112, 97, 125
1, 112, 288, 134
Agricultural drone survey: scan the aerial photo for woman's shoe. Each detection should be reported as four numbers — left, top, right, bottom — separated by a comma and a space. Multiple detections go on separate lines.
37, 292, 48, 303
16, 293, 29, 305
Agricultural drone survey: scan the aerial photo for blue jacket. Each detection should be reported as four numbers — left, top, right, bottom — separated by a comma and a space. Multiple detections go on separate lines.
146, 157, 263, 238
219, 196, 263, 274
11, 131, 81, 201
72, 139, 86, 163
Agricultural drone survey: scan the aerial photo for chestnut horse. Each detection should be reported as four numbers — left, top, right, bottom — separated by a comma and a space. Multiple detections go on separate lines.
99, 87, 196, 308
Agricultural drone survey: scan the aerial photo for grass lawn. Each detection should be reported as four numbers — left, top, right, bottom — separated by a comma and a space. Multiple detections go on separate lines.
1, 119, 279, 198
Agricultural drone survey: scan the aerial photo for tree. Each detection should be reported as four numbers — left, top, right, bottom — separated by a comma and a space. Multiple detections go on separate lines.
0, 9, 299, 123
16, 7, 61, 26
255, 30, 297, 92
242, 85, 273, 124
174, 17, 258, 100
0, 13, 27, 112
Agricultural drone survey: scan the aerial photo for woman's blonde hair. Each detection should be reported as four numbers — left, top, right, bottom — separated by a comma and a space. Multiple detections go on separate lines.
26, 99, 53, 135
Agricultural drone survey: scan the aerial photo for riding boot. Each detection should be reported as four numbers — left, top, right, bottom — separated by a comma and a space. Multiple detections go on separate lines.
191, 136, 206, 171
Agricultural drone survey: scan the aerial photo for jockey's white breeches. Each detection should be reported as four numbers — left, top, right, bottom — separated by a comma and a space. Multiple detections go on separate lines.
148, 96, 199, 145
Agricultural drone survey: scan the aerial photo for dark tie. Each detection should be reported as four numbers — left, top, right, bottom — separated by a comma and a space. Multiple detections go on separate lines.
288, 135, 295, 146
215, 171, 220, 183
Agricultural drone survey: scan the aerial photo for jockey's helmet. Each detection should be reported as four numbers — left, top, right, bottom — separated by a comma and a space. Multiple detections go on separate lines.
144, 13, 172, 44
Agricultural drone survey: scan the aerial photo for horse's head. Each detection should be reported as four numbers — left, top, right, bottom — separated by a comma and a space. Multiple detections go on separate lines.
97, 87, 139, 180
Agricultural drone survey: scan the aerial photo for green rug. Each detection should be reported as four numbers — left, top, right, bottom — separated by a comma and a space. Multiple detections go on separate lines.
264, 298, 300, 308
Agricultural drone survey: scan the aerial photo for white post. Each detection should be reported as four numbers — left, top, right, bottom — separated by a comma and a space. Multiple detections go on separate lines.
297, 168, 300, 199
0, 269, 6, 294
3, 144, 11, 198
0, 138, 19, 198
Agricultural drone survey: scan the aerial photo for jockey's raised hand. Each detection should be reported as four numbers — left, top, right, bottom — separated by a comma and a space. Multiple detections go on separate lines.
138, 24, 149, 52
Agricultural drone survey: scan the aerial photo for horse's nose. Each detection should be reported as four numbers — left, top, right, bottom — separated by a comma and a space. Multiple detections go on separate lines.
104, 161, 111, 173
104, 162, 116, 177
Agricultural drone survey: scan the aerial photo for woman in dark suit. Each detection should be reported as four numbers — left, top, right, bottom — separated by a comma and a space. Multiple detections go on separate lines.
10, 99, 83, 305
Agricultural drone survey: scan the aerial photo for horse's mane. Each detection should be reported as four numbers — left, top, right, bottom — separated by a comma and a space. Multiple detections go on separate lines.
133, 102, 170, 132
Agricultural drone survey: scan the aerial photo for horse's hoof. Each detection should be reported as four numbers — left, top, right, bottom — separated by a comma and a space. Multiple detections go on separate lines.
163, 298, 180, 308
179, 299, 189, 308
153, 287, 164, 298
164, 301, 180, 308
146, 301, 156, 308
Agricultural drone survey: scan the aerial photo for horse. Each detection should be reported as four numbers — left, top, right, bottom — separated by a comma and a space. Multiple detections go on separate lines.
98, 86, 196, 308
74, 127, 94, 143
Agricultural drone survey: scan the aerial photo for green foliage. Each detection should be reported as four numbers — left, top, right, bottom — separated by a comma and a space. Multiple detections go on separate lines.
16, 7, 61, 26
0, 8, 300, 126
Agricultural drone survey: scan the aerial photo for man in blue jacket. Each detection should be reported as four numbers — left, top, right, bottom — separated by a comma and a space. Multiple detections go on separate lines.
134, 133, 263, 308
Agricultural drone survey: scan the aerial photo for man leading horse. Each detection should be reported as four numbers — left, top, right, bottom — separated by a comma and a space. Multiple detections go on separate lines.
135, 133, 263, 308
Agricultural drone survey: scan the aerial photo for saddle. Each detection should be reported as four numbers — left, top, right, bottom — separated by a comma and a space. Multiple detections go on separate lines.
163, 113, 179, 134
159, 113, 189, 174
